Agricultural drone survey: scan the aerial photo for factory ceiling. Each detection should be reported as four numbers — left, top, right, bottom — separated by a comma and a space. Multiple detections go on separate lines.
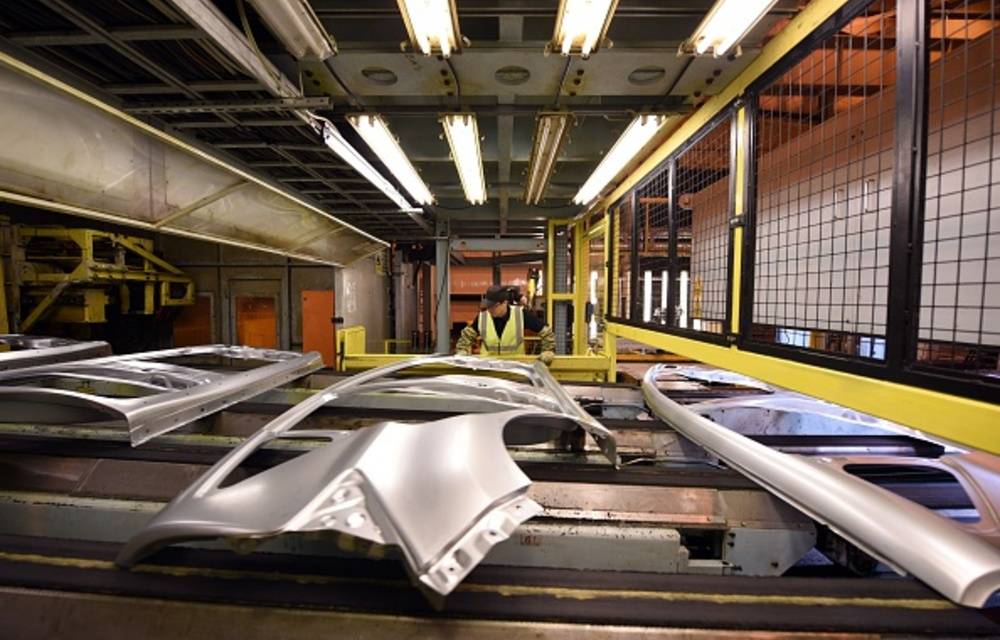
0, 0, 800, 241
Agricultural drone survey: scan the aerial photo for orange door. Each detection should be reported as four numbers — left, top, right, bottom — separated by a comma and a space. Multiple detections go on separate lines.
173, 294, 213, 346
302, 289, 336, 366
234, 296, 278, 348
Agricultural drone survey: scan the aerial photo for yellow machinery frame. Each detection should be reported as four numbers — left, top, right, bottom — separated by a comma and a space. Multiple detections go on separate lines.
15, 227, 194, 331
541, 0, 1000, 454
338, 326, 614, 383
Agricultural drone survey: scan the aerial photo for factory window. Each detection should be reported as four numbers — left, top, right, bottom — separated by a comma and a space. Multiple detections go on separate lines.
750, 0, 896, 361
917, 0, 1000, 382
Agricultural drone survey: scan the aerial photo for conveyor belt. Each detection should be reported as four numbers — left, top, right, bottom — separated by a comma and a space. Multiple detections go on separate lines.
0, 535, 996, 635
0, 432, 757, 489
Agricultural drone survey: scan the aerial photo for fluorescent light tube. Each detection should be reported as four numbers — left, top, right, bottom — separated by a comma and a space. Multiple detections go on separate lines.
441, 113, 487, 205
318, 122, 417, 211
685, 0, 778, 57
524, 113, 570, 205
643, 270, 653, 323
348, 114, 434, 206
573, 114, 668, 206
397, 0, 461, 57
660, 269, 668, 324
248, 0, 336, 60
679, 270, 689, 328
552, 0, 618, 56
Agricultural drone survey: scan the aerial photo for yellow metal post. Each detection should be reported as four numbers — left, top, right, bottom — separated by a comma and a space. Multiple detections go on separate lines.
730, 107, 747, 334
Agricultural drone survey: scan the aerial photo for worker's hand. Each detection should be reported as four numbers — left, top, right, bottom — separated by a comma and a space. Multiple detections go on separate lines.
455, 325, 479, 356
539, 350, 555, 366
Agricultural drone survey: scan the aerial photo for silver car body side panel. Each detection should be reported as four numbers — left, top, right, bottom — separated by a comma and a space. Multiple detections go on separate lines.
0, 334, 111, 371
642, 364, 1000, 608
118, 356, 617, 597
686, 392, 955, 442
0, 345, 322, 446
319, 355, 617, 464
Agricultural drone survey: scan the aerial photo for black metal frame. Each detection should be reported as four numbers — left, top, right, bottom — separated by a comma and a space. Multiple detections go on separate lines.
607, 106, 737, 348
737, 0, 997, 403
608, 0, 997, 404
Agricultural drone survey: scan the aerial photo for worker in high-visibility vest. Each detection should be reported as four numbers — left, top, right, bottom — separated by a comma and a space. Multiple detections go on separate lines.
456, 284, 556, 365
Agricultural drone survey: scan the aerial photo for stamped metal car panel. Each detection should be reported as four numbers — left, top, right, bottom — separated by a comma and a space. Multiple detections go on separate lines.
117, 356, 618, 600
0, 345, 323, 445
643, 364, 1000, 608
0, 334, 111, 371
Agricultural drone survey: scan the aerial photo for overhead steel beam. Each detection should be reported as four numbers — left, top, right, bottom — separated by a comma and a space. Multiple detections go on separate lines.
8, 25, 203, 47
249, 161, 347, 170
0, 55, 386, 264
39, 0, 205, 102
437, 205, 576, 220
217, 142, 336, 152
153, 181, 250, 229
170, 119, 306, 129
124, 97, 332, 115
451, 238, 545, 252
104, 80, 265, 95
164, 0, 301, 100
357, 102, 691, 118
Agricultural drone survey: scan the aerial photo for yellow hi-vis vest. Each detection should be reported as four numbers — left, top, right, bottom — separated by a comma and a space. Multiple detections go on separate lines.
478, 305, 525, 356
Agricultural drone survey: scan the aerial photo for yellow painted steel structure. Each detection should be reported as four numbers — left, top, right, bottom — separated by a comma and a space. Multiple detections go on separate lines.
537, 0, 1000, 453
606, 322, 1000, 455
591, 0, 857, 215
337, 325, 613, 382
16, 227, 194, 331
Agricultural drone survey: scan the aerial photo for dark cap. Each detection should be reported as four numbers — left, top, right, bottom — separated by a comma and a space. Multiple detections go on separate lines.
481, 284, 509, 309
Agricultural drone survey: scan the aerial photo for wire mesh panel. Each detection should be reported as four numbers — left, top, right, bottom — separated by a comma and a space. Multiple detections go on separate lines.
917, 1, 1000, 382
750, 0, 896, 360
635, 166, 671, 325
611, 196, 634, 319
674, 118, 731, 334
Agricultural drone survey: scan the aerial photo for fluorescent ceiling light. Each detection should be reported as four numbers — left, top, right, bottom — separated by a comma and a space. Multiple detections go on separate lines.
684, 0, 779, 57
552, 0, 618, 57
348, 114, 434, 206
573, 114, 668, 206
248, 0, 336, 60
397, 0, 461, 57
524, 113, 570, 205
318, 121, 418, 212
441, 113, 487, 205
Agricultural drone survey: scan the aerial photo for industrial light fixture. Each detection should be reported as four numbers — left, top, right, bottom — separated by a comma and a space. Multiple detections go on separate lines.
441, 113, 487, 205
524, 113, 571, 205
551, 0, 619, 57
348, 114, 434, 206
247, 0, 336, 60
397, 0, 462, 57
573, 114, 669, 206
682, 0, 779, 57
317, 121, 418, 211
